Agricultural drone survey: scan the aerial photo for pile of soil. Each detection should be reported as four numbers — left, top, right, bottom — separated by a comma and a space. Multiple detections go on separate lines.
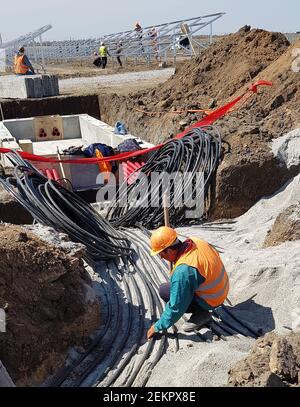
100, 27, 300, 219
264, 204, 300, 247
0, 186, 33, 224
0, 225, 100, 386
228, 331, 300, 387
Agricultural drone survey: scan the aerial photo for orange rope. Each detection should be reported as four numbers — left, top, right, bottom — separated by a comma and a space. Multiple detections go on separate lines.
134, 81, 270, 117
134, 93, 254, 117
133, 107, 212, 116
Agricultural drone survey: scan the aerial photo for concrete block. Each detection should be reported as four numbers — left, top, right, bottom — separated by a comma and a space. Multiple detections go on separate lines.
61, 115, 81, 140
0, 360, 15, 387
3, 118, 35, 141
0, 75, 59, 99
0, 139, 21, 168
19, 139, 33, 154
3, 115, 81, 142
79, 114, 154, 149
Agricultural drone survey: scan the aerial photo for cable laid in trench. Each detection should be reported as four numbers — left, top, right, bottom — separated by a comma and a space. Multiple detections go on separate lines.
131, 228, 257, 342
106, 126, 222, 229
0, 153, 132, 264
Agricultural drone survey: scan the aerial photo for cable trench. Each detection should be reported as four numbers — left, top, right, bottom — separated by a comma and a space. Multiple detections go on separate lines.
0, 135, 261, 387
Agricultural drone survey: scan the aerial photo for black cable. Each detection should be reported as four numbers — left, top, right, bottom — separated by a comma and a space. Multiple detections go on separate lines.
0, 152, 132, 264
106, 126, 222, 228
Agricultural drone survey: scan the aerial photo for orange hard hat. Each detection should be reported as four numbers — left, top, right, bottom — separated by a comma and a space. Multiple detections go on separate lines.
150, 226, 177, 256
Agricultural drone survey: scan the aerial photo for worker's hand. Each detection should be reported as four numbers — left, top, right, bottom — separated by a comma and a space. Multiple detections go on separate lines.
147, 325, 156, 340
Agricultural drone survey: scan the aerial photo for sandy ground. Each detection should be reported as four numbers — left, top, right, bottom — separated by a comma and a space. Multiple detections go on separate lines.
147, 175, 300, 387
59, 68, 175, 96
145, 132, 300, 387
70, 129, 300, 388
272, 129, 300, 169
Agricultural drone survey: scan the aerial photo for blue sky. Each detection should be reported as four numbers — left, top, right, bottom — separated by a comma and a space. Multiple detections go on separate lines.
1, 0, 299, 42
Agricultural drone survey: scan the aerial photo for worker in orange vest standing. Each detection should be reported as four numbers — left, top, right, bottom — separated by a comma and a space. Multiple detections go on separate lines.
147, 226, 229, 339
14, 46, 35, 75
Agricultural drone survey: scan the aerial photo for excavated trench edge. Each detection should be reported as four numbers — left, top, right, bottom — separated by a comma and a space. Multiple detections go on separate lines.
44, 227, 261, 388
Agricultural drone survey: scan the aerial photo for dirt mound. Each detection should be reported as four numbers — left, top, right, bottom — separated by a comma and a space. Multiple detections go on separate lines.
264, 204, 300, 247
147, 26, 289, 112
0, 225, 100, 386
100, 27, 300, 219
101, 27, 290, 145
0, 186, 33, 224
228, 331, 300, 387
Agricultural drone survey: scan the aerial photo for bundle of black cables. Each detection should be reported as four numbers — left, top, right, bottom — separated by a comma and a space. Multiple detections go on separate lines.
0, 153, 132, 264
106, 126, 222, 228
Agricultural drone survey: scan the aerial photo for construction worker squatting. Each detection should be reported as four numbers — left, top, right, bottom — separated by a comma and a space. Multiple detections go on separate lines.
147, 226, 229, 339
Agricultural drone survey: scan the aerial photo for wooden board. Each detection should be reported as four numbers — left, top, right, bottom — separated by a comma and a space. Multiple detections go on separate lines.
33, 115, 64, 142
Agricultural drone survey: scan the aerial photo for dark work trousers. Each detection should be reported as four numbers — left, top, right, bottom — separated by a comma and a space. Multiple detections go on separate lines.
93, 57, 102, 67
101, 57, 108, 69
117, 55, 122, 67
159, 282, 200, 314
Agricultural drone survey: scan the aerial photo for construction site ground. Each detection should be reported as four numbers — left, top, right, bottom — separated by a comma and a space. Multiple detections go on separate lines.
59, 66, 175, 96
1, 26, 300, 387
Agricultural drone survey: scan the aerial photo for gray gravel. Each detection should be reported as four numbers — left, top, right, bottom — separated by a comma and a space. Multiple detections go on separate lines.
25, 224, 86, 257
59, 68, 175, 93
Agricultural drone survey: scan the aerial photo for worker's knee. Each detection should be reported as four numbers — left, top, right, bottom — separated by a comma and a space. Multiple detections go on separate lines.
158, 283, 171, 303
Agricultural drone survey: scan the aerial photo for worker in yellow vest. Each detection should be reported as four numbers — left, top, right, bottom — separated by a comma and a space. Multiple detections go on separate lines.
13, 46, 35, 75
98, 42, 110, 69
147, 226, 229, 339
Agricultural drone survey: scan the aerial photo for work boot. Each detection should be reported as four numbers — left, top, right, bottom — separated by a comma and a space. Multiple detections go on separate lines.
182, 309, 212, 332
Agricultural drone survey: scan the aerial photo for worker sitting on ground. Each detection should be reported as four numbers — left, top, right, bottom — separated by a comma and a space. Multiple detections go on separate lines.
98, 42, 110, 69
13, 46, 35, 75
147, 226, 229, 339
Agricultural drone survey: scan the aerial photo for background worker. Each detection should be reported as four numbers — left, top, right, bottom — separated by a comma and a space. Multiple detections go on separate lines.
134, 21, 144, 53
13, 46, 35, 75
92, 51, 102, 67
147, 226, 229, 339
98, 42, 110, 69
148, 26, 158, 56
116, 41, 123, 67
134, 22, 143, 39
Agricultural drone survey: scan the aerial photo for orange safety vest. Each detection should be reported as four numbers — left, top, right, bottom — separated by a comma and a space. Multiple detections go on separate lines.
14, 54, 29, 74
95, 148, 112, 182
171, 238, 229, 308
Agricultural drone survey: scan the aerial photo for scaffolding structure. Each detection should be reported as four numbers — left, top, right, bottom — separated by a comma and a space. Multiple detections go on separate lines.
0, 13, 225, 71
100, 13, 226, 64
0, 25, 52, 71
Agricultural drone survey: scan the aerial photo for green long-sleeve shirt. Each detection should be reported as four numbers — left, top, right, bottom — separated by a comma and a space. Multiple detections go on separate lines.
154, 264, 214, 332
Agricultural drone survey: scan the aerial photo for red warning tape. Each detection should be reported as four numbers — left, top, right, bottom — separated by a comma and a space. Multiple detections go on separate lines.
0, 81, 272, 165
